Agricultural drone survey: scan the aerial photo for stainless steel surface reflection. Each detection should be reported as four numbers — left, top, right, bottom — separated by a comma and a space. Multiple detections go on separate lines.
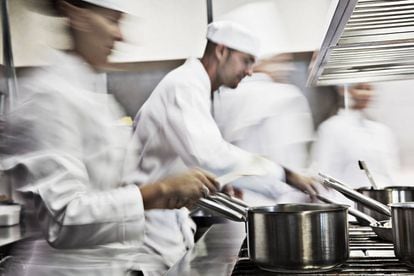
247, 204, 349, 273
357, 187, 414, 221
391, 202, 414, 268
165, 222, 245, 276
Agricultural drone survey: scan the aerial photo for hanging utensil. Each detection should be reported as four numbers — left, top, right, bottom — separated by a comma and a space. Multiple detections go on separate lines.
358, 160, 379, 189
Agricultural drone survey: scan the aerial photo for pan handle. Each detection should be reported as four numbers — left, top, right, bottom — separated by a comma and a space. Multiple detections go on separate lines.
208, 194, 247, 215
319, 173, 391, 217
316, 193, 377, 225
214, 192, 249, 208
196, 198, 246, 222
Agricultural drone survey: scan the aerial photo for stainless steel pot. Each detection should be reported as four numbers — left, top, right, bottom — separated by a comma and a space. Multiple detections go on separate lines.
316, 193, 393, 242
356, 186, 414, 221
390, 202, 414, 268
247, 204, 349, 273
197, 194, 349, 273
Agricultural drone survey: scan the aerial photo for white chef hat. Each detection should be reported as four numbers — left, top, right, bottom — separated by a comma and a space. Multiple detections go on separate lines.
206, 21, 260, 57
24, 0, 132, 15
80, 0, 130, 13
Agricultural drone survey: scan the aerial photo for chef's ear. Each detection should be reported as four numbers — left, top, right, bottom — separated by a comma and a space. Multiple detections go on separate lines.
58, 0, 92, 32
215, 44, 230, 62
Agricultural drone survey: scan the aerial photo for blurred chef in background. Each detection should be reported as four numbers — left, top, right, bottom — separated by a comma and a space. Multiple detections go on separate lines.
0, 0, 219, 275
311, 83, 400, 193
213, 53, 316, 205
131, 20, 319, 268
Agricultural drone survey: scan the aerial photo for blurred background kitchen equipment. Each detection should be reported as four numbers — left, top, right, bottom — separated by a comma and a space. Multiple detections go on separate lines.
356, 186, 414, 221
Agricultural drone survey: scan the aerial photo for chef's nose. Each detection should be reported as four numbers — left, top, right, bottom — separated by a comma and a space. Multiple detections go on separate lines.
245, 65, 253, 76
114, 25, 123, 42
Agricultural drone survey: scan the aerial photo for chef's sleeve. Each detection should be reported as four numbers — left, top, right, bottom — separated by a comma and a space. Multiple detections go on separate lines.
2, 90, 145, 249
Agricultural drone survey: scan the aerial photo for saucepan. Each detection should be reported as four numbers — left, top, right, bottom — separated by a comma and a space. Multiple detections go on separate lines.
389, 202, 414, 268
319, 173, 394, 241
197, 193, 349, 273
315, 192, 393, 242
356, 160, 414, 221
356, 186, 414, 221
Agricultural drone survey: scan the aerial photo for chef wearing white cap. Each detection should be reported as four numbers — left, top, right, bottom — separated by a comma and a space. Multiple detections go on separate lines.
131, 20, 319, 268
0, 1, 219, 275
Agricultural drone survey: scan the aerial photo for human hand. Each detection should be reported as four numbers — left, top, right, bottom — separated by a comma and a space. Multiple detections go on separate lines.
221, 184, 244, 200
285, 169, 320, 201
140, 168, 220, 210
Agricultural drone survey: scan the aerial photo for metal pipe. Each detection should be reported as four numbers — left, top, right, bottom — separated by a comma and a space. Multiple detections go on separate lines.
1, 0, 18, 115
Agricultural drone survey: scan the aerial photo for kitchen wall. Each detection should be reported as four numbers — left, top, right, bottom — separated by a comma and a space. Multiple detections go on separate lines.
108, 60, 184, 117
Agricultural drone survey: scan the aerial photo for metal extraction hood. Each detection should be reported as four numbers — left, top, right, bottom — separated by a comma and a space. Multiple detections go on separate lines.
308, 0, 414, 86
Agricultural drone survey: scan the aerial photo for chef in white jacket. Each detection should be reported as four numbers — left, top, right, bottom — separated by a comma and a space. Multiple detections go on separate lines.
312, 83, 399, 197
131, 21, 319, 266
0, 1, 219, 275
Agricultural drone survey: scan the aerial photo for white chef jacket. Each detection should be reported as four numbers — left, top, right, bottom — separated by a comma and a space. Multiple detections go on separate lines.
0, 51, 166, 276
131, 58, 282, 260
213, 73, 315, 203
312, 109, 399, 190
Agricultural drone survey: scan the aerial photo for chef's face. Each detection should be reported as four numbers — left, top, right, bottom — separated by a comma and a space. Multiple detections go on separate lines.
68, 4, 123, 67
218, 48, 255, 89
349, 83, 374, 110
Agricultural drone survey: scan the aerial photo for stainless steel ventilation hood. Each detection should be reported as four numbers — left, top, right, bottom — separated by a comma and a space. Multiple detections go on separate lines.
308, 0, 414, 86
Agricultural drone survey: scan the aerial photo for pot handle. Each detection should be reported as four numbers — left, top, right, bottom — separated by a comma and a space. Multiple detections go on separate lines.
197, 197, 246, 222
208, 194, 247, 215
316, 193, 377, 225
319, 172, 391, 217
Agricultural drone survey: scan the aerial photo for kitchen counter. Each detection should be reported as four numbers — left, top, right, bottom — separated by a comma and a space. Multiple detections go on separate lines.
165, 221, 245, 276
0, 225, 25, 249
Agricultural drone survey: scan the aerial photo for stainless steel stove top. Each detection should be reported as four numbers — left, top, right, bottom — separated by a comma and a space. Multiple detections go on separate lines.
231, 225, 414, 275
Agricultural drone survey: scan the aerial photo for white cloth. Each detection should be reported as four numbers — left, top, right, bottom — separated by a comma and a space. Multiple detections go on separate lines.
213, 73, 314, 203
131, 58, 282, 263
311, 109, 400, 205
0, 51, 166, 276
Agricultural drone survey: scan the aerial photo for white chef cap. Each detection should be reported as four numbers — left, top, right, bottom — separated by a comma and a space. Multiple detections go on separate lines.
206, 21, 260, 57
24, 0, 133, 15
78, 0, 130, 13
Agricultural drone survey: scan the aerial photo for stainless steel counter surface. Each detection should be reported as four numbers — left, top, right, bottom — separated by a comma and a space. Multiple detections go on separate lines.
166, 221, 245, 276
0, 225, 24, 248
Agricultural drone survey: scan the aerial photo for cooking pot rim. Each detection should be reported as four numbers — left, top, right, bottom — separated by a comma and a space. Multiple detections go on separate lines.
357, 186, 414, 191
390, 202, 414, 208
248, 203, 348, 214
